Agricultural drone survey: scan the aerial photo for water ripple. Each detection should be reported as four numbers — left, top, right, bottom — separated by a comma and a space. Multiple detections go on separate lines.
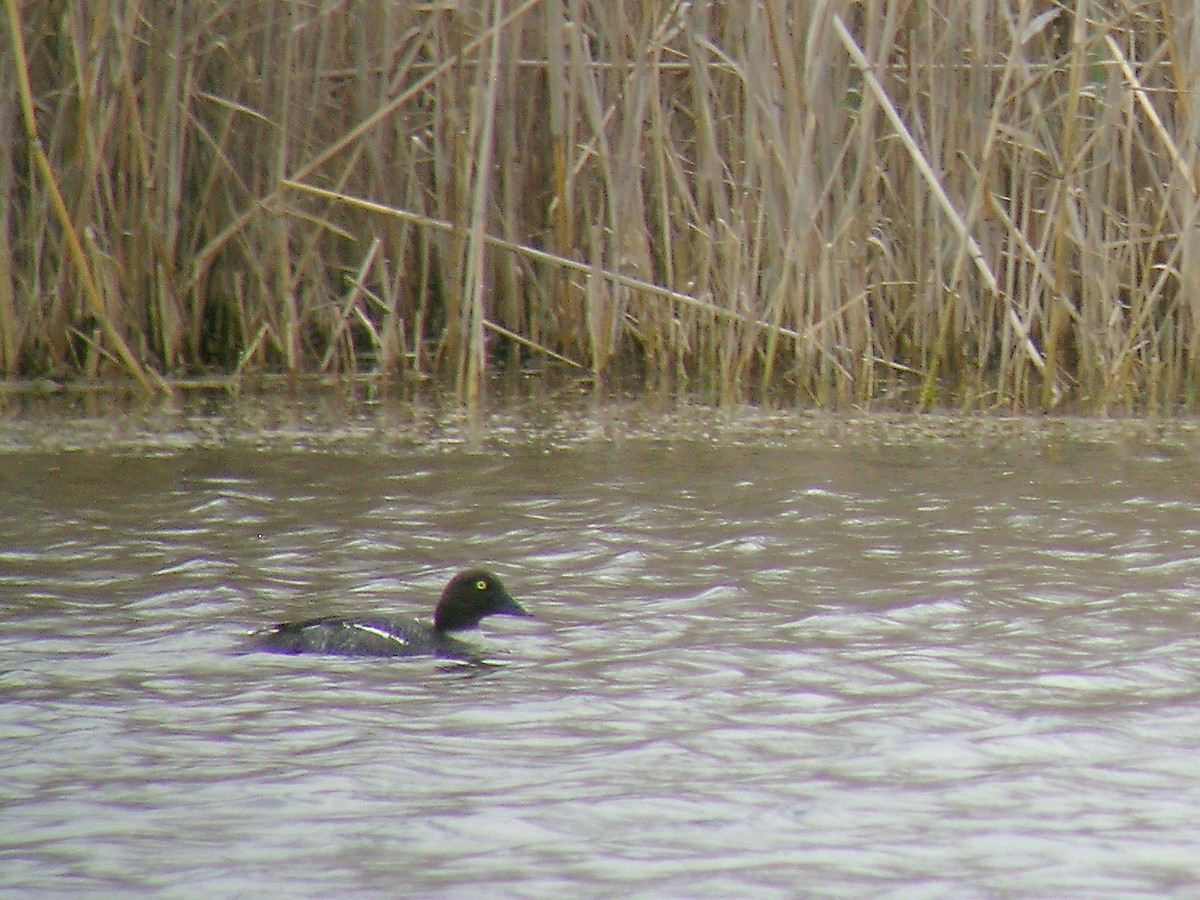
3, 407, 1200, 895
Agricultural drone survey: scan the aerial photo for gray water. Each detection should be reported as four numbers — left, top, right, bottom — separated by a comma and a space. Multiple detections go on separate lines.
3, 395, 1200, 897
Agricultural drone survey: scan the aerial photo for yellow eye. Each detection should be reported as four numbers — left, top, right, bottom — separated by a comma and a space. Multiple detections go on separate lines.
476, 579, 488, 590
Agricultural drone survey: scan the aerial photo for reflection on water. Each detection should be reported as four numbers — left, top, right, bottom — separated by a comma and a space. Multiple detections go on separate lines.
3, 395, 1200, 895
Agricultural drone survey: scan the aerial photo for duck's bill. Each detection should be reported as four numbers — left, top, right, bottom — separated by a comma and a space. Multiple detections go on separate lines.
502, 597, 535, 618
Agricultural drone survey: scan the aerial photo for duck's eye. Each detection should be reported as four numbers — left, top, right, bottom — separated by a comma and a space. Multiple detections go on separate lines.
476, 579, 488, 591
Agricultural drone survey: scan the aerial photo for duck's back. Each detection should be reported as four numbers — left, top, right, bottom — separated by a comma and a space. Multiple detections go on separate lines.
253, 616, 474, 659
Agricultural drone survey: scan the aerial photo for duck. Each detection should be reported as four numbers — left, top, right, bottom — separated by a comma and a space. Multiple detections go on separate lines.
250, 568, 531, 661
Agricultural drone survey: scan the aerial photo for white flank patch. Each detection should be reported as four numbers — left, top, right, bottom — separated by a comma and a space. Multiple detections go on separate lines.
348, 623, 411, 647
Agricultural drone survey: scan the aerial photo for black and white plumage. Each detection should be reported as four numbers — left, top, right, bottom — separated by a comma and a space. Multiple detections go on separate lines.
250, 569, 530, 661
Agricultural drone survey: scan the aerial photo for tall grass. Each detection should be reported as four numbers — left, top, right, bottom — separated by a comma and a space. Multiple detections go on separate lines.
2, 0, 1198, 411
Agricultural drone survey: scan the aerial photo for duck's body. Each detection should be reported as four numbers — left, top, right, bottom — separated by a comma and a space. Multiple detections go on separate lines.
252, 615, 485, 659
251, 569, 529, 661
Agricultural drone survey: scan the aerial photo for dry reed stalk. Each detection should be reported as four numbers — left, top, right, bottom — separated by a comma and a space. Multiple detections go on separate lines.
0, 87, 17, 372
455, 0, 505, 402
281, 178, 803, 348
318, 238, 382, 373
4, 0, 160, 391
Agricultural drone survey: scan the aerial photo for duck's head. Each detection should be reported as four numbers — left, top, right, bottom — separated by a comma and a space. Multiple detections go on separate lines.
434, 569, 531, 632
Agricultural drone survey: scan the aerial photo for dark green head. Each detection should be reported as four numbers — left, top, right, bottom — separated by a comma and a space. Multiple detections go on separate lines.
433, 569, 530, 632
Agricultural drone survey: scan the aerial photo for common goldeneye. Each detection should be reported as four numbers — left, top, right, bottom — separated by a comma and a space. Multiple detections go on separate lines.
251, 568, 530, 661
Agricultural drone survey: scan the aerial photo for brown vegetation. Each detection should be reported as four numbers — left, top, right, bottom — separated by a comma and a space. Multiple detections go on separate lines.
2, 1, 1198, 411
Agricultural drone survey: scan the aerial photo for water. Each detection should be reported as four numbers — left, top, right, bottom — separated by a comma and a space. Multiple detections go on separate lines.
3, 394, 1200, 896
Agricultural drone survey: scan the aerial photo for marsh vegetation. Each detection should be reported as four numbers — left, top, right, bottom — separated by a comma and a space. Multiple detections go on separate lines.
3, 1, 1196, 411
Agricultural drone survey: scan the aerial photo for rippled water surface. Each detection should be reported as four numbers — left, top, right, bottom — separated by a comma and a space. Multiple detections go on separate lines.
3, 393, 1200, 896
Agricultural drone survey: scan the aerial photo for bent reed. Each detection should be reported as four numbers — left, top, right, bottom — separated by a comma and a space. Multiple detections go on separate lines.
2, 1, 1196, 411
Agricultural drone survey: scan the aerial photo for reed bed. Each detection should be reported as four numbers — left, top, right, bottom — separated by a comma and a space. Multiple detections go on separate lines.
3, 0, 1198, 411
